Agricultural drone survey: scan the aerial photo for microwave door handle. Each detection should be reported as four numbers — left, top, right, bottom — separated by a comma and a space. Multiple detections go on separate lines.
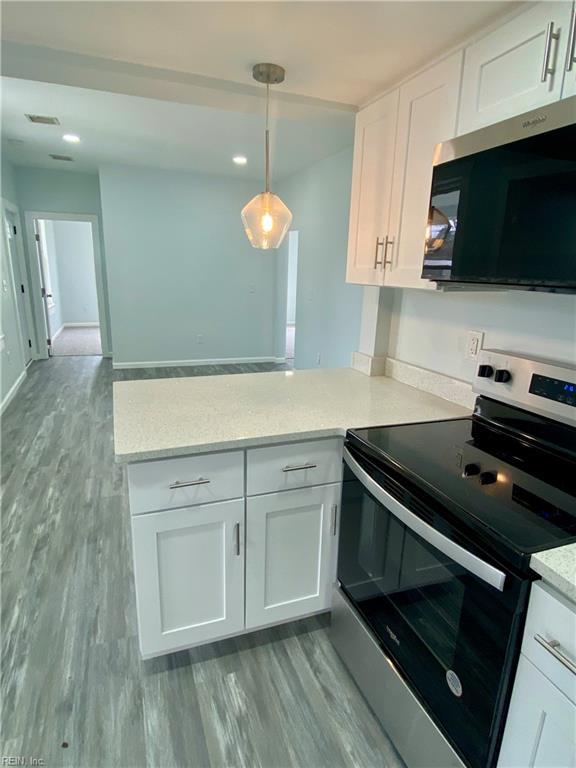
343, 448, 506, 592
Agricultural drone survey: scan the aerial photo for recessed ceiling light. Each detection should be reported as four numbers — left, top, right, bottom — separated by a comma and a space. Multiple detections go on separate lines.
63, 134, 81, 144
233, 155, 247, 166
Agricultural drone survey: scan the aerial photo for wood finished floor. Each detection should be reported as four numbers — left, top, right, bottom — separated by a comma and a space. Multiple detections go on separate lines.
1, 357, 403, 768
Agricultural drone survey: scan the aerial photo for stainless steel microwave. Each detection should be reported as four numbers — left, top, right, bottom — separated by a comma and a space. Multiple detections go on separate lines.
422, 97, 576, 292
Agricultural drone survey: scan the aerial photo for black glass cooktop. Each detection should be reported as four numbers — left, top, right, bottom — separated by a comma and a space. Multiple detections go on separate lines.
347, 397, 576, 559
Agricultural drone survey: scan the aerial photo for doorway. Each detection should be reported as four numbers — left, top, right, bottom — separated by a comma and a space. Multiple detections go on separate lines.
285, 231, 298, 362
3, 206, 35, 365
26, 213, 107, 358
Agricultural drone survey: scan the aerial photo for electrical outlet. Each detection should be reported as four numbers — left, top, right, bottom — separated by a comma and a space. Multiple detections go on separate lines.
466, 330, 484, 359
197, 334, 204, 345
316, 352, 321, 366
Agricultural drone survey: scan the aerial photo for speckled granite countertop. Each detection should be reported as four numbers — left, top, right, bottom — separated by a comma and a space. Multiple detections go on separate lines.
531, 544, 576, 603
113, 368, 469, 463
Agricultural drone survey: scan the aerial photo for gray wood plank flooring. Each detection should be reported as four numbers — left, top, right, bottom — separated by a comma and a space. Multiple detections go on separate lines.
1, 357, 403, 768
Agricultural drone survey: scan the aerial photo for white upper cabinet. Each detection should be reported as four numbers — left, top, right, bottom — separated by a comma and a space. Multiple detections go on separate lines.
384, 52, 462, 290
346, 90, 399, 286
561, 4, 576, 97
459, 2, 575, 134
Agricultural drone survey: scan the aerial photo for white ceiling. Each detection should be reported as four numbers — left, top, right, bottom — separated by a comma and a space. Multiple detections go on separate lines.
1, 76, 354, 179
2, 1, 519, 107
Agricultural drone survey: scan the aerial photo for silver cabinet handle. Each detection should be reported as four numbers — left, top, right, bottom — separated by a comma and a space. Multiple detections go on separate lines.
374, 237, 385, 268
168, 477, 210, 489
282, 463, 317, 473
383, 236, 394, 267
344, 447, 506, 591
534, 634, 576, 675
566, 6, 576, 72
332, 504, 338, 536
541, 20, 560, 82
234, 522, 241, 556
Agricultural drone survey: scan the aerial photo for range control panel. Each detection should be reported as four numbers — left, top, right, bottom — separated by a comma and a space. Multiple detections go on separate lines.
473, 350, 576, 426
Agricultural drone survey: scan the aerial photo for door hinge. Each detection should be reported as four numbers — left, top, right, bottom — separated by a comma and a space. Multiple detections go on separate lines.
47, 338, 52, 346
20, 284, 25, 294
28, 339, 32, 348
41, 287, 46, 298
35, 233, 40, 242
13, 225, 17, 235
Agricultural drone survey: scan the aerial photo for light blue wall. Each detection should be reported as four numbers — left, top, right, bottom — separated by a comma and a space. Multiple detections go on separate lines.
277, 147, 363, 369
52, 220, 99, 324
99, 164, 278, 366
13, 166, 112, 354
2, 157, 18, 205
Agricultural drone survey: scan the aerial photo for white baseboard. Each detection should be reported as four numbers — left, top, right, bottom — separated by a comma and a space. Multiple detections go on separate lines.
51, 325, 64, 342
113, 356, 286, 370
62, 322, 100, 328
1, 369, 27, 415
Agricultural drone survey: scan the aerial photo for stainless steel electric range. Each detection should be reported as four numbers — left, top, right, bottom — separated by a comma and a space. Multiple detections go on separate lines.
331, 351, 576, 768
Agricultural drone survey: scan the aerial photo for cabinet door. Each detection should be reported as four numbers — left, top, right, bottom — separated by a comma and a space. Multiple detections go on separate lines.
498, 655, 576, 768
346, 90, 399, 286
459, 3, 574, 134
131, 499, 245, 657
384, 52, 462, 290
561, 4, 576, 97
245, 483, 340, 630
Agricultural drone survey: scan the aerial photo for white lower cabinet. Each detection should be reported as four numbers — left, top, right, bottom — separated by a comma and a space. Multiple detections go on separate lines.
131, 498, 245, 657
245, 483, 340, 630
498, 655, 576, 768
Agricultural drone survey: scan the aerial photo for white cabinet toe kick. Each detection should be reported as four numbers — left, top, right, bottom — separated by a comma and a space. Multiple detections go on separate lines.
127, 438, 343, 658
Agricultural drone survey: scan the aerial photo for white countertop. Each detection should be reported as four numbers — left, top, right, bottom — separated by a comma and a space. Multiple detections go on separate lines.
531, 544, 576, 604
113, 367, 469, 462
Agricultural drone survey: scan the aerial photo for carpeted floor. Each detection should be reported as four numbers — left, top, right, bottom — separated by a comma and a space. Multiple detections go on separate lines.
52, 325, 102, 356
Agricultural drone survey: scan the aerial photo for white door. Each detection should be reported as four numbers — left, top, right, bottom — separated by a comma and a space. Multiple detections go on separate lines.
384, 52, 462, 290
459, 2, 574, 134
498, 655, 576, 768
245, 483, 340, 630
346, 89, 399, 286
131, 498, 245, 657
561, 3, 576, 97
5, 212, 33, 364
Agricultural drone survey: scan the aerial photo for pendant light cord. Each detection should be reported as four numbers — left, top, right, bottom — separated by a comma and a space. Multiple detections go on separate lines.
265, 82, 270, 193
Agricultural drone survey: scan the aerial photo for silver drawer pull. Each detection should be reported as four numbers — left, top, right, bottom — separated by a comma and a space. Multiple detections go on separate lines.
534, 634, 576, 676
169, 478, 211, 489
282, 463, 317, 473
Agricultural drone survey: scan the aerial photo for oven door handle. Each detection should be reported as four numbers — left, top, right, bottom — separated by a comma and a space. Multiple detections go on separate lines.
344, 448, 506, 592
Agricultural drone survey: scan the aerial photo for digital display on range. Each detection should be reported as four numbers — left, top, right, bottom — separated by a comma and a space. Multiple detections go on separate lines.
529, 374, 576, 407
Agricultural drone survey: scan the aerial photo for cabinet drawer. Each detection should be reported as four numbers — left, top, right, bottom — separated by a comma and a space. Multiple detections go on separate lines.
522, 581, 576, 704
128, 451, 244, 514
247, 439, 342, 496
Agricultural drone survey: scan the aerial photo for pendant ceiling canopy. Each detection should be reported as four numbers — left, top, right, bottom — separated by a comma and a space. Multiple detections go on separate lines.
241, 63, 293, 250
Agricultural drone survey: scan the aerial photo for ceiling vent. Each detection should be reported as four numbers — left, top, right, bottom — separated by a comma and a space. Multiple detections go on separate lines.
25, 114, 60, 125
49, 154, 74, 162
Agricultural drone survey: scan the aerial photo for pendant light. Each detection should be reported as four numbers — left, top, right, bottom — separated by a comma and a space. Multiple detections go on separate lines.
241, 63, 293, 250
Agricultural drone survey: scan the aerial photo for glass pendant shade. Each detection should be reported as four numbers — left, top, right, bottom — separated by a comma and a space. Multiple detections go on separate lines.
241, 191, 292, 250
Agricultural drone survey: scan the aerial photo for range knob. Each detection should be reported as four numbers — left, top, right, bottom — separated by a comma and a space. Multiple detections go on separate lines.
477, 365, 494, 379
463, 463, 481, 478
480, 471, 498, 485
494, 369, 512, 383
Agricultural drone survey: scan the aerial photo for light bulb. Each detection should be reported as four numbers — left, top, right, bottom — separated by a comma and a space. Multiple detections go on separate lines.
261, 212, 274, 233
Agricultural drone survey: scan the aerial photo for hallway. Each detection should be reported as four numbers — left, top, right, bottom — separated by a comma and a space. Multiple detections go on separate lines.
52, 326, 102, 356
0, 357, 400, 768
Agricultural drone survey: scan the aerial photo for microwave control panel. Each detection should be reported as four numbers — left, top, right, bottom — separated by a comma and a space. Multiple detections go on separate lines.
473, 350, 576, 426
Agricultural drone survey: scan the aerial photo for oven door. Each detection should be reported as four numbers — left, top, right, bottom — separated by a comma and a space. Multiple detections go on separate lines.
338, 446, 528, 768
